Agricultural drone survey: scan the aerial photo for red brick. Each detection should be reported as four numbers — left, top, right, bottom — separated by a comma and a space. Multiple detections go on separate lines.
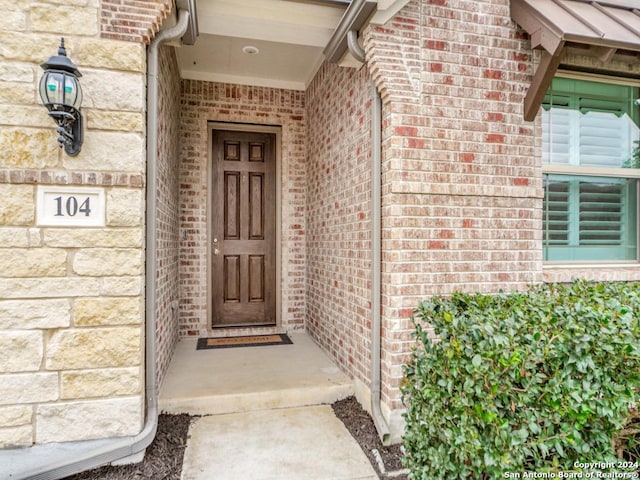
483, 70, 503, 80
426, 40, 448, 50
485, 133, 505, 143
394, 126, 418, 136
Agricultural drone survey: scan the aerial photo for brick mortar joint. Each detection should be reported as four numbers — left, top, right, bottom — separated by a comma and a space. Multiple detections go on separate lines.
100, 0, 173, 45
0, 169, 145, 188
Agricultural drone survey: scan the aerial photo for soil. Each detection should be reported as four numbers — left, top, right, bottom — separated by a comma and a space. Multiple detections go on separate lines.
64, 397, 407, 480
64, 414, 193, 480
332, 397, 408, 480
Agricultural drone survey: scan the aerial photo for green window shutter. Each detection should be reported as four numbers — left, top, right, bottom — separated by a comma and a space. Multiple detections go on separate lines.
542, 77, 639, 262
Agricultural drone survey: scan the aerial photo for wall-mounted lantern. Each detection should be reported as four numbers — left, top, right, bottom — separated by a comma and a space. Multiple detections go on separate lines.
39, 38, 83, 156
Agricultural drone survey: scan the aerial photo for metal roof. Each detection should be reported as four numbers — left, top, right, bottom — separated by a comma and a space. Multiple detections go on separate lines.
510, 0, 640, 120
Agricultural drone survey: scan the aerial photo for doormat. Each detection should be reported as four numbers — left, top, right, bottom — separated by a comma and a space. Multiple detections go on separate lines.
196, 333, 292, 350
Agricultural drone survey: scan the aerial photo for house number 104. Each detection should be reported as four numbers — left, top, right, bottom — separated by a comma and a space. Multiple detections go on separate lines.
36, 186, 105, 227
54, 195, 91, 217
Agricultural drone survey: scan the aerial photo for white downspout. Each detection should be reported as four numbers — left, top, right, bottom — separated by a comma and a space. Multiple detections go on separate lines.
347, 27, 391, 445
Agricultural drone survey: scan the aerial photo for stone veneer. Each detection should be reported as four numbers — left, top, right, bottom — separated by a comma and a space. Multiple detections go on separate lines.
0, 0, 149, 447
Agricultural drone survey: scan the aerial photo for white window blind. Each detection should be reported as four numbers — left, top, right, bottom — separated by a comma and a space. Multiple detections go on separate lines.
542, 108, 639, 168
544, 176, 636, 261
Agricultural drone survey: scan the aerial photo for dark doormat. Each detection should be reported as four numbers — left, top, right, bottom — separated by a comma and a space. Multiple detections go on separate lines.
196, 333, 292, 350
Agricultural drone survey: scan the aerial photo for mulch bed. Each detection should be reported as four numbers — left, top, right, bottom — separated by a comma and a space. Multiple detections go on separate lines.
65, 397, 407, 480
64, 414, 193, 480
332, 396, 408, 480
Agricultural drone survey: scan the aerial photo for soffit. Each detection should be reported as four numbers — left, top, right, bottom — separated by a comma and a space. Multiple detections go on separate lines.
175, 0, 415, 90
175, 0, 348, 90
510, 0, 640, 120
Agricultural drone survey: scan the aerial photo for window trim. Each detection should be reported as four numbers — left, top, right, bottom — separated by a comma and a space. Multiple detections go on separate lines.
555, 71, 640, 89
542, 164, 640, 179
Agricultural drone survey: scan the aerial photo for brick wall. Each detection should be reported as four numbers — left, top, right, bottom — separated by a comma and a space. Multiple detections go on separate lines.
155, 44, 182, 388
101, 0, 172, 44
179, 81, 306, 336
306, 62, 374, 393
0, 1, 146, 447
354, 0, 640, 417
362, 0, 543, 411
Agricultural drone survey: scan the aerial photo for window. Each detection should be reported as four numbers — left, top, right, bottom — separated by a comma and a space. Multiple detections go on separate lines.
542, 77, 640, 262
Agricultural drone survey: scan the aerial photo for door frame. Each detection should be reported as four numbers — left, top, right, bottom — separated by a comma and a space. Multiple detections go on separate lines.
207, 122, 282, 330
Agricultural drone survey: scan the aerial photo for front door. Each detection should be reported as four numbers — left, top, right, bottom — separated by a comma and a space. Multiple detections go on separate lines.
211, 129, 276, 327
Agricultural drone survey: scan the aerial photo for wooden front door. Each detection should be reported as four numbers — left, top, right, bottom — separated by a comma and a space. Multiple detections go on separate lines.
211, 129, 276, 327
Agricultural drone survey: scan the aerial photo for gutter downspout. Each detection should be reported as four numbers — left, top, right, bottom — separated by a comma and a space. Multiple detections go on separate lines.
1, 10, 192, 480
142, 0, 191, 459
370, 81, 391, 446
347, 27, 391, 446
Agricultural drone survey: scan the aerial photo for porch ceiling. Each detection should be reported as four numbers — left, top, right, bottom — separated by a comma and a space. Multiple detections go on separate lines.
175, 0, 350, 90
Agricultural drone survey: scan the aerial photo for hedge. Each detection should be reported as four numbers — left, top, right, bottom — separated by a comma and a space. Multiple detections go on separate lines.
402, 280, 640, 479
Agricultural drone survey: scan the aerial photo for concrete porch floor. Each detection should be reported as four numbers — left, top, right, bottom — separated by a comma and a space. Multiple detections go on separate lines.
159, 332, 355, 415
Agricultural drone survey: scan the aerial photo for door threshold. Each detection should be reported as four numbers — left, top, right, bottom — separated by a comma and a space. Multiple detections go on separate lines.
205, 324, 283, 339
211, 323, 277, 330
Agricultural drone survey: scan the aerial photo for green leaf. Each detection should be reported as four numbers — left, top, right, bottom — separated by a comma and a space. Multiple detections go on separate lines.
402, 280, 640, 479
471, 354, 482, 368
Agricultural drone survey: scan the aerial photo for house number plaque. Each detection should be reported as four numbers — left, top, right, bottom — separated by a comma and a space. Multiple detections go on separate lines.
37, 186, 105, 227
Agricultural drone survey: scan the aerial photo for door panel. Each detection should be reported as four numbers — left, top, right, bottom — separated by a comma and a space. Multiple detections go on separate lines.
211, 129, 276, 327
224, 172, 241, 240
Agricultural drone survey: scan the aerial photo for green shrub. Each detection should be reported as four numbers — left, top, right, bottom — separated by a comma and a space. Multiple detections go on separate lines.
402, 280, 640, 479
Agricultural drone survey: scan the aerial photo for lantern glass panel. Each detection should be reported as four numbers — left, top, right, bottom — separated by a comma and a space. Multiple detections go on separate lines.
63, 73, 81, 109
39, 71, 82, 109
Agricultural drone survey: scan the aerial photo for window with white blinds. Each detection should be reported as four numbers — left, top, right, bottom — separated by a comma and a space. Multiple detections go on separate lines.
542, 78, 640, 262
543, 175, 637, 261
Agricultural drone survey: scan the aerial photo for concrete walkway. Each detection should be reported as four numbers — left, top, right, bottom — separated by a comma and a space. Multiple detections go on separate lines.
159, 333, 377, 479
181, 406, 378, 480
159, 333, 354, 415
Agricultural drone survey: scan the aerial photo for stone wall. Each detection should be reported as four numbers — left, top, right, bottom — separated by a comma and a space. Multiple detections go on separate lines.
0, 0, 146, 447
179, 81, 307, 336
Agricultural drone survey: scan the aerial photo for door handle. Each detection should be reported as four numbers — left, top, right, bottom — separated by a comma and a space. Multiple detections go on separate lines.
213, 248, 219, 256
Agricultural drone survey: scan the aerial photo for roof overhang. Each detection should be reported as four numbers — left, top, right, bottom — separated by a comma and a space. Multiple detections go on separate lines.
511, 0, 640, 121
324, 0, 378, 63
